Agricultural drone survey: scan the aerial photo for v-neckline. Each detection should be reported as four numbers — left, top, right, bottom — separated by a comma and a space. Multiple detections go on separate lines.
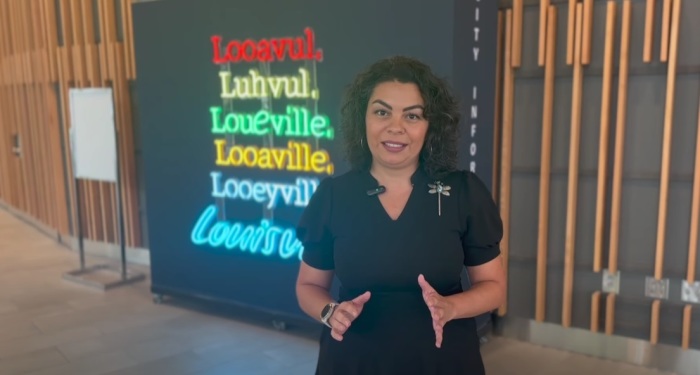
375, 186, 415, 222
365, 168, 427, 223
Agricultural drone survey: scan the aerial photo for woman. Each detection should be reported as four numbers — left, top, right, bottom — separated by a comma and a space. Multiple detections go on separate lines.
295, 56, 505, 374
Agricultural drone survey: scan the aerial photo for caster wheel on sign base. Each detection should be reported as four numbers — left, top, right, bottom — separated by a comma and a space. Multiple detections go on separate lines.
272, 320, 287, 331
152, 294, 164, 304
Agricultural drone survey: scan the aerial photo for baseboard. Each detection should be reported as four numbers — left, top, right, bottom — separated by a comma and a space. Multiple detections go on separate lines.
0, 201, 150, 266
0, 200, 62, 241
494, 316, 700, 375
59, 235, 151, 266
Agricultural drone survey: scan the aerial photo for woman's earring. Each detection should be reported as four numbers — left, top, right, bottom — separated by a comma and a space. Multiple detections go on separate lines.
360, 138, 364, 148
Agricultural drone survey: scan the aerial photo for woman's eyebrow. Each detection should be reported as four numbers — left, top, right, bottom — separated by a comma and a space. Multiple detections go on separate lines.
402, 105, 424, 112
371, 100, 424, 112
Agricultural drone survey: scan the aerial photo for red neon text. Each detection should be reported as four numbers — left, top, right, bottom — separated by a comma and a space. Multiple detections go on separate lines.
211, 28, 323, 64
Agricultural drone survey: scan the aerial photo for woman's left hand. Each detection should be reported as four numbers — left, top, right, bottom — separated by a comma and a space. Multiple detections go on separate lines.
418, 274, 456, 349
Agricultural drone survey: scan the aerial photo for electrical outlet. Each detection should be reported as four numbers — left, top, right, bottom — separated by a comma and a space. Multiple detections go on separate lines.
681, 281, 700, 304
602, 269, 620, 294
644, 277, 669, 300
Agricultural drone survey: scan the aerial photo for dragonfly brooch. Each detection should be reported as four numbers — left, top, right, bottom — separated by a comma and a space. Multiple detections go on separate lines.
428, 181, 451, 216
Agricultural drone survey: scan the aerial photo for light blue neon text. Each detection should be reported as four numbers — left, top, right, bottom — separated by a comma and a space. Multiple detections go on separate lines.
210, 172, 319, 209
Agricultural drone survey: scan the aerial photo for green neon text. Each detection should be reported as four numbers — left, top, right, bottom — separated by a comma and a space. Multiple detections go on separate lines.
210, 105, 334, 140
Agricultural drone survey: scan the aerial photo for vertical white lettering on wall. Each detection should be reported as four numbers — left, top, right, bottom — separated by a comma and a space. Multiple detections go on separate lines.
470, 0, 481, 173
457, 0, 496, 187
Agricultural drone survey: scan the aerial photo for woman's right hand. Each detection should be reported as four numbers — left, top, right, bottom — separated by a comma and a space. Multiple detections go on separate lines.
328, 291, 371, 341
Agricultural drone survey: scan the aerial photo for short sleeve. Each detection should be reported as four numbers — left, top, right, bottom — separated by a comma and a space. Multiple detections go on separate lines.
460, 171, 503, 267
296, 177, 334, 270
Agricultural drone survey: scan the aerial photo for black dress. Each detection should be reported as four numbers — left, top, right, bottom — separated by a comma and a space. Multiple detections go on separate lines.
296, 167, 503, 375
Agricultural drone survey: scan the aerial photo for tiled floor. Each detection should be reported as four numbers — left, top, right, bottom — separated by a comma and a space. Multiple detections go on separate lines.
0, 208, 677, 375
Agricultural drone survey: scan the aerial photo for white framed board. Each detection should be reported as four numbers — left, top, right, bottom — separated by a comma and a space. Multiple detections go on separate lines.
68, 88, 118, 183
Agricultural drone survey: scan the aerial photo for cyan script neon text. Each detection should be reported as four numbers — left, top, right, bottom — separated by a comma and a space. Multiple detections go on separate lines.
191, 205, 303, 260
210, 172, 319, 209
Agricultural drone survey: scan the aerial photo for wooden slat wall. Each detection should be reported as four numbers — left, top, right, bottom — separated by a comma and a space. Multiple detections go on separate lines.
0, 0, 142, 249
497, 0, 698, 350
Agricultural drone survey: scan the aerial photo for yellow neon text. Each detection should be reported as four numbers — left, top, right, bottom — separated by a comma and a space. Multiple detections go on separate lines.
214, 139, 334, 175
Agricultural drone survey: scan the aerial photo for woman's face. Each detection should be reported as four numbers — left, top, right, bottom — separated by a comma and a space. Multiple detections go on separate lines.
365, 81, 429, 172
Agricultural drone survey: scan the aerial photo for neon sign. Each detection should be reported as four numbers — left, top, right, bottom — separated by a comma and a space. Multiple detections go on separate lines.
211, 28, 323, 64
193, 27, 332, 261
191, 205, 303, 260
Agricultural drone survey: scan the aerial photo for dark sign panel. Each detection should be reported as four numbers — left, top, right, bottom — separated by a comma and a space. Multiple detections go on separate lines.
133, 0, 497, 320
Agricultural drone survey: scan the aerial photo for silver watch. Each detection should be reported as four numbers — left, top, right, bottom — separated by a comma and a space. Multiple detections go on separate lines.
320, 302, 337, 328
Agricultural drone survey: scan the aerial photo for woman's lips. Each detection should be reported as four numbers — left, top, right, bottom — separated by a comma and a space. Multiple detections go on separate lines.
381, 141, 407, 152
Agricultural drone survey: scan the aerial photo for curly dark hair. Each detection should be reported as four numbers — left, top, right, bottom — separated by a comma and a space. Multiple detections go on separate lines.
340, 55, 461, 179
